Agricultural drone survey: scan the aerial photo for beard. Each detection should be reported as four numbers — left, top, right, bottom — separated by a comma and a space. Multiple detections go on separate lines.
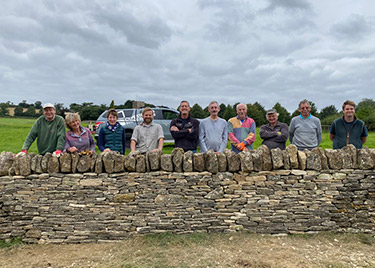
143, 118, 152, 124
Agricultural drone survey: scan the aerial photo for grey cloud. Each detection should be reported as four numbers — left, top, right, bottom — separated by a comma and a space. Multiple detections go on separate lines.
264, 0, 312, 12
330, 14, 374, 41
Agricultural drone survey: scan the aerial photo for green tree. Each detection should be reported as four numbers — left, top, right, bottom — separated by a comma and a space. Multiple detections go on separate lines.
110, 100, 115, 109
356, 98, 375, 120
222, 104, 236, 120
14, 106, 24, 116
18, 100, 29, 108
190, 103, 206, 119
319, 105, 338, 120
34, 101, 42, 109
0, 103, 9, 116
218, 103, 226, 118
247, 102, 267, 126
272, 102, 291, 124
24, 106, 36, 117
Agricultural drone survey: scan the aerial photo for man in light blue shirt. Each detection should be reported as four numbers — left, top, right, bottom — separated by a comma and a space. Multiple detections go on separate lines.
199, 101, 228, 153
289, 99, 322, 150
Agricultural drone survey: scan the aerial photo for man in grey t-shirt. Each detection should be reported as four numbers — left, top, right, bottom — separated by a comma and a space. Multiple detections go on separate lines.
289, 99, 322, 150
130, 107, 164, 153
199, 101, 228, 153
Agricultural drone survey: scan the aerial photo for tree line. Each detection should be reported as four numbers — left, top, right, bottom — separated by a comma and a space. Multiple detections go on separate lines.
1, 99, 375, 130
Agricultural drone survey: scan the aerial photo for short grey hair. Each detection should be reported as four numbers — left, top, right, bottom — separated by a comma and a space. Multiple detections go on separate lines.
209, 101, 219, 106
298, 99, 311, 109
236, 103, 247, 110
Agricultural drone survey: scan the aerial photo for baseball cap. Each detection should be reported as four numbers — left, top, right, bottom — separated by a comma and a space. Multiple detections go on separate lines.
43, 103, 55, 109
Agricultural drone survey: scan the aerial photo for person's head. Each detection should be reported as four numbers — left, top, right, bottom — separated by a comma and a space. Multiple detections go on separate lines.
236, 103, 247, 120
106, 109, 118, 126
179, 100, 191, 117
298, 99, 311, 118
43, 103, 56, 121
266, 109, 278, 125
65, 112, 81, 131
342, 100, 356, 118
208, 101, 220, 117
142, 107, 154, 124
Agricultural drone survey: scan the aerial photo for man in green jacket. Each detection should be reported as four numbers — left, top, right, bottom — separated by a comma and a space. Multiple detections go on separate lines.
329, 100, 368, 149
17, 103, 65, 155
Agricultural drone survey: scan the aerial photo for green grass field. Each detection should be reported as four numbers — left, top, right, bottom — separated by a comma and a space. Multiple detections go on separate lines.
1, 117, 374, 154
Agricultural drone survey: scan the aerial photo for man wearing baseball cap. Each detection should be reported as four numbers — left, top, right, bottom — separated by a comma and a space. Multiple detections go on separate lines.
18, 103, 65, 155
259, 109, 289, 150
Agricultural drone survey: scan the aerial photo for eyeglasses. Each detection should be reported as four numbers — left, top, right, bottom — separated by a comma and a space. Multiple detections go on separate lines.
300, 107, 310, 110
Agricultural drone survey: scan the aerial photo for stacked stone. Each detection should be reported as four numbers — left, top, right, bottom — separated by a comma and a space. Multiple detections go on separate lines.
1, 168, 375, 244
1, 145, 375, 176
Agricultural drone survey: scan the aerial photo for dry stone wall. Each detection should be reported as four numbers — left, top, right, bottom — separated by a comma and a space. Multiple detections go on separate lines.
1, 145, 375, 244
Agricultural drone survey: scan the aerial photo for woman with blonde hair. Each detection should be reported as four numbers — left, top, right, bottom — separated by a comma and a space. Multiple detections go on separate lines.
64, 112, 96, 153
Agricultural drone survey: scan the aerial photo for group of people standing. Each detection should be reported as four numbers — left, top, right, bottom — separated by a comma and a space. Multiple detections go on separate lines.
17, 99, 368, 157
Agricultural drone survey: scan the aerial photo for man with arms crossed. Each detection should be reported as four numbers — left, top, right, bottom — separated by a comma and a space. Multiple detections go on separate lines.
228, 103, 256, 153
329, 100, 368, 149
18, 103, 65, 156
289, 99, 322, 150
130, 107, 164, 153
170, 100, 200, 152
199, 101, 228, 153
259, 109, 289, 150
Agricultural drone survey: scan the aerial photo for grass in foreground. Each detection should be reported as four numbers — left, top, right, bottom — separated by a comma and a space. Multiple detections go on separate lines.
1, 232, 375, 267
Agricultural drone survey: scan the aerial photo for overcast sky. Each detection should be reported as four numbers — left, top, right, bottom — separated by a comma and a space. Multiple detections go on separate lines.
1, 0, 375, 112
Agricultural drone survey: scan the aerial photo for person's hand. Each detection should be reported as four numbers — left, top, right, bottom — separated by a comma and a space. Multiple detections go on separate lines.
277, 131, 281, 135
53, 150, 63, 157
152, 149, 160, 152
15, 149, 27, 157
68, 146, 78, 153
104, 148, 111, 152
235, 142, 246, 151
170, 126, 179, 131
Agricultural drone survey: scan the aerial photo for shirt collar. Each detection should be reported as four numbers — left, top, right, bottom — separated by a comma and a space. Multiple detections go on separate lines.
299, 114, 311, 119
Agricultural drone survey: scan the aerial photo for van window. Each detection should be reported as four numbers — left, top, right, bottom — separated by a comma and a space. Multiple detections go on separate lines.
162, 110, 179, 120
124, 110, 133, 117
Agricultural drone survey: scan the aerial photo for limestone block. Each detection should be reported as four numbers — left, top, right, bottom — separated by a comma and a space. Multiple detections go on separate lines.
90, 152, 97, 172
77, 155, 90, 173
286, 144, 298, 169
205, 150, 218, 173
306, 150, 321, 171
358, 148, 374, 170
48, 155, 60, 173
238, 151, 253, 172
171, 148, 184, 172
297, 150, 307, 170
114, 154, 125, 173
102, 151, 115, 174
34, 155, 43, 174
95, 153, 103, 174
217, 152, 227, 172
193, 153, 205, 172
161, 154, 173, 172
125, 152, 138, 172
0, 151, 14, 175
325, 149, 343, 170
183, 150, 193, 172
270, 148, 283, 170
343, 144, 357, 169
136, 154, 146, 173
251, 151, 262, 171
148, 151, 161, 171
59, 153, 72, 173
224, 149, 240, 172
311, 147, 328, 170
71, 152, 79, 173
282, 150, 290, 170
14, 154, 31, 176
41, 153, 52, 173
257, 145, 272, 171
